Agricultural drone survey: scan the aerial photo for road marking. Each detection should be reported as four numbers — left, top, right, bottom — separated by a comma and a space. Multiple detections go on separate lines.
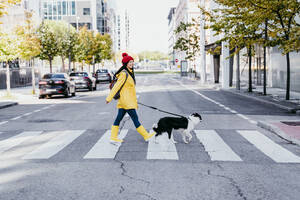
84, 129, 128, 159
0, 121, 8, 126
238, 130, 300, 163
0, 131, 43, 154
10, 116, 22, 121
33, 109, 41, 113
173, 79, 257, 125
23, 112, 32, 116
147, 130, 179, 160
23, 130, 85, 159
195, 130, 242, 161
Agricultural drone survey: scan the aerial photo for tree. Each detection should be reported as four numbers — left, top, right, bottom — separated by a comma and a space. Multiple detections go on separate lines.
201, 0, 272, 92
37, 20, 59, 73
173, 21, 200, 72
52, 21, 76, 72
138, 51, 169, 61
15, 11, 41, 94
247, 0, 300, 100
0, 31, 20, 96
0, 0, 21, 22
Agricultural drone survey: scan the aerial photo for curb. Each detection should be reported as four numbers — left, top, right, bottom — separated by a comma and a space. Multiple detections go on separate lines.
0, 102, 18, 109
222, 89, 297, 113
257, 121, 300, 146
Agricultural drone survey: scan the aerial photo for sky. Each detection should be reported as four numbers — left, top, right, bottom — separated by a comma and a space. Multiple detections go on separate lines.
117, 0, 179, 54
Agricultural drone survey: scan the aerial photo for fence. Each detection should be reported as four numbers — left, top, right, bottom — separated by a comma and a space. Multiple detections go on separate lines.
0, 68, 40, 89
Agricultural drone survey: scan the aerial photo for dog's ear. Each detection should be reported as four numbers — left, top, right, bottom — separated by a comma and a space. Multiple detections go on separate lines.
193, 113, 202, 120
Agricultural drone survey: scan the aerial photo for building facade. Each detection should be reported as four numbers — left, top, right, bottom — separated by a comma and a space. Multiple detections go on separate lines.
174, 0, 202, 72
167, 7, 176, 68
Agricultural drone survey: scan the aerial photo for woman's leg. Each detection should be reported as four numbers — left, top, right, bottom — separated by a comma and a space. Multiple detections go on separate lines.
127, 109, 141, 128
113, 109, 127, 126
111, 109, 127, 143
127, 109, 154, 141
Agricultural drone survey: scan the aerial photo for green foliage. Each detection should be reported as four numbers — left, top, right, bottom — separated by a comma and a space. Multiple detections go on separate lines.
15, 11, 41, 61
0, 31, 19, 62
0, 0, 21, 22
173, 21, 200, 61
37, 20, 60, 72
138, 51, 169, 61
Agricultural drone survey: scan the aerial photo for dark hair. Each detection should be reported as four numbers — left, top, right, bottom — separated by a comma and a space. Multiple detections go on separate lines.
114, 62, 136, 84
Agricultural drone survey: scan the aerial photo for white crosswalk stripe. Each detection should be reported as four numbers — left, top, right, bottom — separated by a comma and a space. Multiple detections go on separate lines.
0, 131, 43, 155
0, 129, 299, 163
22, 130, 85, 159
238, 130, 300, 163
147, 132, 179, 160
195, 130, 242, 161
84, 129, 128, 159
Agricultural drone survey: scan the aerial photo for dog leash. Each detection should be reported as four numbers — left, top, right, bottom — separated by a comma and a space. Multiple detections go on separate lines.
138, 102, 185, 118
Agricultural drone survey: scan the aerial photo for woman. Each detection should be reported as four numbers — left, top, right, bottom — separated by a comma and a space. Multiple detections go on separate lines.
106, 53, 155, 143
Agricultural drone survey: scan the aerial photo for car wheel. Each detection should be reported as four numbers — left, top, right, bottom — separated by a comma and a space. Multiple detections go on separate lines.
72, 91, 76, 96
64, 88, 70, 98
39, 95, 44, 99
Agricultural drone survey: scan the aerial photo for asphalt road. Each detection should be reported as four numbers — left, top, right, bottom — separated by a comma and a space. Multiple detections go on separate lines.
0, 74, 299, 200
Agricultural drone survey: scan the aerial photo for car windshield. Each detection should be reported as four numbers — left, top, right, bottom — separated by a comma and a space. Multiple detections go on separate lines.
97, 69, 108, 73
70, 72, 88, 77
43, 74, 65, 79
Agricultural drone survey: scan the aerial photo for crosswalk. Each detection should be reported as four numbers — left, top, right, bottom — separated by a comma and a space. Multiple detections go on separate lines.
0, 129, 300, 163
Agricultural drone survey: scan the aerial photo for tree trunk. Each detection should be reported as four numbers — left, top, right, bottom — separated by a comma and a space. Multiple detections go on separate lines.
248, 47, 252, 92
286, 52, 290, 100
61, 56, 65, 72
5, 62, 11, 96
49, 58, 53, 73
263, 46, 267, 95
229, 48, 235, 87
236, 51, 240, 90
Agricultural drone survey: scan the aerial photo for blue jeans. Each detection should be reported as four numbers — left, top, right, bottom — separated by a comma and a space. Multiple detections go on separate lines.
113, 109, 141, 128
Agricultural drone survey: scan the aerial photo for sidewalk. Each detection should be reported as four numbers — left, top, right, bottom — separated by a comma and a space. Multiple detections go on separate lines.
0, 86, 39, 109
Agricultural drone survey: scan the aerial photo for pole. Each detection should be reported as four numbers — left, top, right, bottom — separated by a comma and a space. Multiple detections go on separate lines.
263, 19, 268, 95
31, 59, 36, 95
68, 23, 71, 73
5, 62, 11, 96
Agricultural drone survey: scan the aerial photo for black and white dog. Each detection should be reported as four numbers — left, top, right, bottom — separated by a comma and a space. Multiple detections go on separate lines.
152, 113, 202, 144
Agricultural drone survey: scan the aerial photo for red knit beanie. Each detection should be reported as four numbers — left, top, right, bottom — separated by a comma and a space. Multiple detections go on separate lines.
122, 53, 134, 65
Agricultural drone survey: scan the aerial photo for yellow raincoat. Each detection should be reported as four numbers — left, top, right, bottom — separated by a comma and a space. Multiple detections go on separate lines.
106, 69, 138, 109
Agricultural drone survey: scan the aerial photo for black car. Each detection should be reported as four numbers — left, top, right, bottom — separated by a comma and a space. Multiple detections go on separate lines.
39, 73, 76, 99
69, 72, 97, 91
95, 69, 112, 83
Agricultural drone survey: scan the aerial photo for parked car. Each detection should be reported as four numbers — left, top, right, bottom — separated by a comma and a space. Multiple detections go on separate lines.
95, 69, 112, 83
39, 73, 76, 99
69, 72, 97, 91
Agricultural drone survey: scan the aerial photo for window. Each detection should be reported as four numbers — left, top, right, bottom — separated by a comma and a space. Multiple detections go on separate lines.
58, 1, 62, 15
62, 1, 67, 15
72, 1, 76, 15
83, 8, 90, 15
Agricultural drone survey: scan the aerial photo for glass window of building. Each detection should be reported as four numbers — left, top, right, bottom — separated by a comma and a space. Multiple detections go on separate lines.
62, 1, 67, 15
83, 8, 90, 15
72, 1, 76, 15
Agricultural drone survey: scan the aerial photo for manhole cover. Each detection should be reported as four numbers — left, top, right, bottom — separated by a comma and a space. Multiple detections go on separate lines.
28, 119, 62, 123
281, 121, 300, 126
